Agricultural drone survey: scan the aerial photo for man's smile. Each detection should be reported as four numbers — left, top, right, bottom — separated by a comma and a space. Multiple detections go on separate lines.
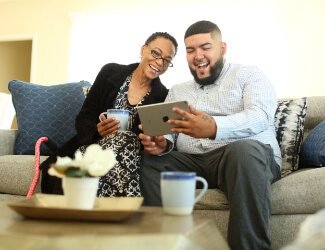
194, 61, 209, 70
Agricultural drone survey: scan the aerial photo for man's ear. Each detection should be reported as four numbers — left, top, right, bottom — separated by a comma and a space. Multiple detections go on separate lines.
221, 42, 227, 56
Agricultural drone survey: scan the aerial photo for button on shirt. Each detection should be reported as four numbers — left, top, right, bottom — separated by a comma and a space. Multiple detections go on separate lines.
164, 61, 282, 169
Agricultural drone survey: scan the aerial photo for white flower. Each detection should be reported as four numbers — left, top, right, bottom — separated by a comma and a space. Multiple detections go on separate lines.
48, 167, 65, 178
82, 144, 117, 177
55, 156, 76, 168
48, 144, 117, 178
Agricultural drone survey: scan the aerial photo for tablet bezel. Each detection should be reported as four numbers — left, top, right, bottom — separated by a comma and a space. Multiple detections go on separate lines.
137, 100, 190, 136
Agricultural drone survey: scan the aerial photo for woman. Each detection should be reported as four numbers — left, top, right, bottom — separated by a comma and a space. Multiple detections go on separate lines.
41, 32, 178, 196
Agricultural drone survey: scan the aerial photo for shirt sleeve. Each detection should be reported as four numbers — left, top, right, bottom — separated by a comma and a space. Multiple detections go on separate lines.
158, 138, 174, 156
213, 66, 277, 141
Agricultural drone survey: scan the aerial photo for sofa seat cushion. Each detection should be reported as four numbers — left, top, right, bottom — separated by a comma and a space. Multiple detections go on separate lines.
194, 168, 325, 214
194, 189, 229, 210
0, 155, 47, 196
0, 194, 26, 203
271, 168, 325, 214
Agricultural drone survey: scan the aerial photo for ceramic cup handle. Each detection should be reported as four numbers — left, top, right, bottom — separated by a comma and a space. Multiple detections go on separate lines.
193, 176, 208, 205
99, 112, 108, 122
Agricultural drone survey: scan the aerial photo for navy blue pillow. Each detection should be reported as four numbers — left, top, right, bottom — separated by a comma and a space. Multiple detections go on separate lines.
300, 120, 325, 167
8, 80, 91, 155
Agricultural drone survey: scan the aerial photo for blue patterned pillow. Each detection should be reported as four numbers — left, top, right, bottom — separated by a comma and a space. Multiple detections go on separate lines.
274, 97, 307, 177
300, 120, 325, 167
8, 80, 91, 155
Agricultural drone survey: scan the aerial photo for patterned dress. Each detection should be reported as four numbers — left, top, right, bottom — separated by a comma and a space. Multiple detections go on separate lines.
77, 75, 150, 197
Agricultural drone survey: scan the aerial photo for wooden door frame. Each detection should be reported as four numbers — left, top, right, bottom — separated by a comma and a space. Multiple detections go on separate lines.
0, 33, 37, 83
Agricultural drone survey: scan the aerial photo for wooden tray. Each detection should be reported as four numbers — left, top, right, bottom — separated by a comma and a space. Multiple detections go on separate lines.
8, 194, 143, 222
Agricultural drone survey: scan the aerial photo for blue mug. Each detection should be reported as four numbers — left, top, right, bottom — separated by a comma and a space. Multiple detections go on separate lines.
99, 109, 129, 131
160, 171, 208, 215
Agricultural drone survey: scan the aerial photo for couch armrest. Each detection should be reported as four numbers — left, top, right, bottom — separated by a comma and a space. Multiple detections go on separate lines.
0, 129, 17, 156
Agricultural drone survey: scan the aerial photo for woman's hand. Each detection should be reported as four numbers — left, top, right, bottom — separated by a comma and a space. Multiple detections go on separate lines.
97, 114, 120, 137
138, 125, 167, 155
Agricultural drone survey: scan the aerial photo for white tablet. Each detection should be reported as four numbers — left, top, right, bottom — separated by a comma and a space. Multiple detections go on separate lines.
137, 100, 190, 136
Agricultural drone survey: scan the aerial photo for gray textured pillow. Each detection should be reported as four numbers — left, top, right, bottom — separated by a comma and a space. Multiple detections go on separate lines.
275, 98, 308, 177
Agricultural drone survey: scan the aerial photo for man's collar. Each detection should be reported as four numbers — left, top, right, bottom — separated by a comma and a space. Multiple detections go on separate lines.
218, 59, 229, 82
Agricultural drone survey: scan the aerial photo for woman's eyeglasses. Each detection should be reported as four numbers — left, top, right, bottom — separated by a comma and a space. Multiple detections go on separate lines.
147, 45, 173, 67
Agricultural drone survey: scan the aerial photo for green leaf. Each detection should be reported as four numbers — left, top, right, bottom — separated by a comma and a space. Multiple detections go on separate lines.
65, 169, 88, 177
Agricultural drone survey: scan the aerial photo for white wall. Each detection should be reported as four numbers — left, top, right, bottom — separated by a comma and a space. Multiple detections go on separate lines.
0, 0, 324, 98
273, 0, 325, 97
69, 2, 279, 91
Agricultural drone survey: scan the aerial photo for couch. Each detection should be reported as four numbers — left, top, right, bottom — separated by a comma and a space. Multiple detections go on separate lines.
1, 96, 325, 250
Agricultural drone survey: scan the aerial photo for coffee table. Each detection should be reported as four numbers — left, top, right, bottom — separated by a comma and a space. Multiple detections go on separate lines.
0, 200, 229, 250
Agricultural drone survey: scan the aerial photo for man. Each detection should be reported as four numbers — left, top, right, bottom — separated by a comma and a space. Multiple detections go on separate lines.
138, 20, 281, 250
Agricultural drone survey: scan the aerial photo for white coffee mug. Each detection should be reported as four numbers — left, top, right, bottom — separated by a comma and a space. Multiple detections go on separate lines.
160, 171, 208, 216
99, 109, 129, 131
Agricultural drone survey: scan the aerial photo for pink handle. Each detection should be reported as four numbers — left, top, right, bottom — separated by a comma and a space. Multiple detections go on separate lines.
26, 137, 48, 199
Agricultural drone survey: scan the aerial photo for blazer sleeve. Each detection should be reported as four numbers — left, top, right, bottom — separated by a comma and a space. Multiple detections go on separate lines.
75, 65, 111, 145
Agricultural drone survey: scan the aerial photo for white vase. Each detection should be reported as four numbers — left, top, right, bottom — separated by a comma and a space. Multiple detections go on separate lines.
62, 177, 99, 210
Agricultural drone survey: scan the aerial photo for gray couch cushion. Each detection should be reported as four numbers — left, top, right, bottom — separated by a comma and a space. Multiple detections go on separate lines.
0, 129, 17, 156
0, 155, 47, 195
194, 168, 325, 214
195, 189, 229, 210
304, 96, 325, 131
271, 168, 325, 214
0, 193, 26, 203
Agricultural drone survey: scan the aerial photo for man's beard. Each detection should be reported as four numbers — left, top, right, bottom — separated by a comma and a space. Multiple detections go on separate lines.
190, 55, 224, 86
